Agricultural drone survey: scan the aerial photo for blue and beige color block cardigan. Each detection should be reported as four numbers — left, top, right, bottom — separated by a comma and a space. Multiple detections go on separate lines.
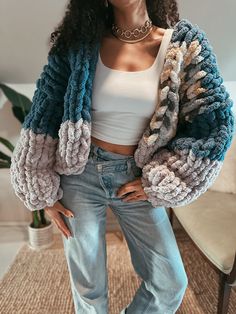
10, 18, 235, 211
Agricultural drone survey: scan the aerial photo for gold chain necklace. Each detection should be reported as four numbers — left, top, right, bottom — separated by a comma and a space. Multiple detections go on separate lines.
111, 18, 153, 43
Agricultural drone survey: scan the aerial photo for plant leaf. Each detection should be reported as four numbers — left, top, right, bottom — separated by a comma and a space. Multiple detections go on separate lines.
0, 151, 11, 163
12, 106, 26, 124
0, 160, 10, 168
0, 83, 32, 123
0, 137, 14, 152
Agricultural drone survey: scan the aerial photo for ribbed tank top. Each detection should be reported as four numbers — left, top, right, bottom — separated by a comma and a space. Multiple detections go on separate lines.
91, 28, 174, 145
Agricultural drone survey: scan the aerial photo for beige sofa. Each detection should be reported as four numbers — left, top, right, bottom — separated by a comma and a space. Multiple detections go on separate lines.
168, 135, 236, 314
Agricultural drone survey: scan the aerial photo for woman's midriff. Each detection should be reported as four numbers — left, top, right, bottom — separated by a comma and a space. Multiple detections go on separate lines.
91, 136, 138, 156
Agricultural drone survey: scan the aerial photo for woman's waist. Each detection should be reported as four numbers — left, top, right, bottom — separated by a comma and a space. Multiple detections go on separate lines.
91, 136, 138, 157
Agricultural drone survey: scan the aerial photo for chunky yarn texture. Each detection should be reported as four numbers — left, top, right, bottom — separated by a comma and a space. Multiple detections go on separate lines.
10, 18, 235, 211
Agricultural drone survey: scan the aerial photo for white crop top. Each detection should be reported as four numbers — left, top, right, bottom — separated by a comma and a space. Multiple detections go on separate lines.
91, 28, 174, 145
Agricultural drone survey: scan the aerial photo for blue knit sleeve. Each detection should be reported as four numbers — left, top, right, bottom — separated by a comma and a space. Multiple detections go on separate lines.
10, 52, 71, 211
140, 21, 235, 208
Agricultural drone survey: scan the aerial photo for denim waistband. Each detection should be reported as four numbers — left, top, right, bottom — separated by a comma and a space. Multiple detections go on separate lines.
89, 142, 135, 161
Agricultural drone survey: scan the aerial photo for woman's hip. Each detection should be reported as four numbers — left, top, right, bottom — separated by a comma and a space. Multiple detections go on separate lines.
59, 141, 143, 200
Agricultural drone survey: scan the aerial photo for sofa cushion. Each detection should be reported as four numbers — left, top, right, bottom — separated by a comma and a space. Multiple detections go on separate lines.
173, 190, 236, 275
209, 136, 236, 194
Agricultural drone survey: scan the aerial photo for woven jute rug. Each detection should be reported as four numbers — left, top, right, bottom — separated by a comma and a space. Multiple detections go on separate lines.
0, 228, 235, 314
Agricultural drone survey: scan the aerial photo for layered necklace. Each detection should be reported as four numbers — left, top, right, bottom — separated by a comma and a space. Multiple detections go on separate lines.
111, 18, 153, 43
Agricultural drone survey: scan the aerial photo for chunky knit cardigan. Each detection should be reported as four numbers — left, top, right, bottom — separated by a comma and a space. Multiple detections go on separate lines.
10, 18, 235, 211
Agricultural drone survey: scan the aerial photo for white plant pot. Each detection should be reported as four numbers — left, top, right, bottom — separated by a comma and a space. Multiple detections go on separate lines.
28, 221, 54, 250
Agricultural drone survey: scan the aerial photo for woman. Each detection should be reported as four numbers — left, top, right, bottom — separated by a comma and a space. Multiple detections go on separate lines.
50, 1, 188, 313
10, 0, 235, 313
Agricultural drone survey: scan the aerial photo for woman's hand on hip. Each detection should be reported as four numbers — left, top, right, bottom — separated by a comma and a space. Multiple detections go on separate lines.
116, 177, 148, 202
44, 201, 74, 239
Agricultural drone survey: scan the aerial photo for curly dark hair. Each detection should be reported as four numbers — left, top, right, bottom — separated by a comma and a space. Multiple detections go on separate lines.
48, 0, 180, 56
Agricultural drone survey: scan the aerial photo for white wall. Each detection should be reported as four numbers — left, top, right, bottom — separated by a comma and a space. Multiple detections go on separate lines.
178, 0, 236, 81
0, 0, 67, 83
0, 0, 235, 83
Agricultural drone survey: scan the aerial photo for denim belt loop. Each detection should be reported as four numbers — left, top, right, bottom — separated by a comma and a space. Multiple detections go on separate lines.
90, 142, 98, 159
127, 159, 132, 175
89, 144, 94, 159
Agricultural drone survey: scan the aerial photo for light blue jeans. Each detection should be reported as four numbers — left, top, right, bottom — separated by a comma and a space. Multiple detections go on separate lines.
59, 142, 188, 314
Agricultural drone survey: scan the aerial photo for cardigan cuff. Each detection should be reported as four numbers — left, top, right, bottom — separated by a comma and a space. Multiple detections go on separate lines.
140, 148, 223, 208
10, 128, 62, 211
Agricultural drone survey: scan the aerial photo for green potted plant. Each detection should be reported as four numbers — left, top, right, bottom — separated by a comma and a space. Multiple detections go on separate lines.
0, 83, 54, 250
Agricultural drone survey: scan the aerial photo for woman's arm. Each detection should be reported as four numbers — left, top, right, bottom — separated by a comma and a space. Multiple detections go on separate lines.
10, 52, 71, 211
140, 21, 235, 208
